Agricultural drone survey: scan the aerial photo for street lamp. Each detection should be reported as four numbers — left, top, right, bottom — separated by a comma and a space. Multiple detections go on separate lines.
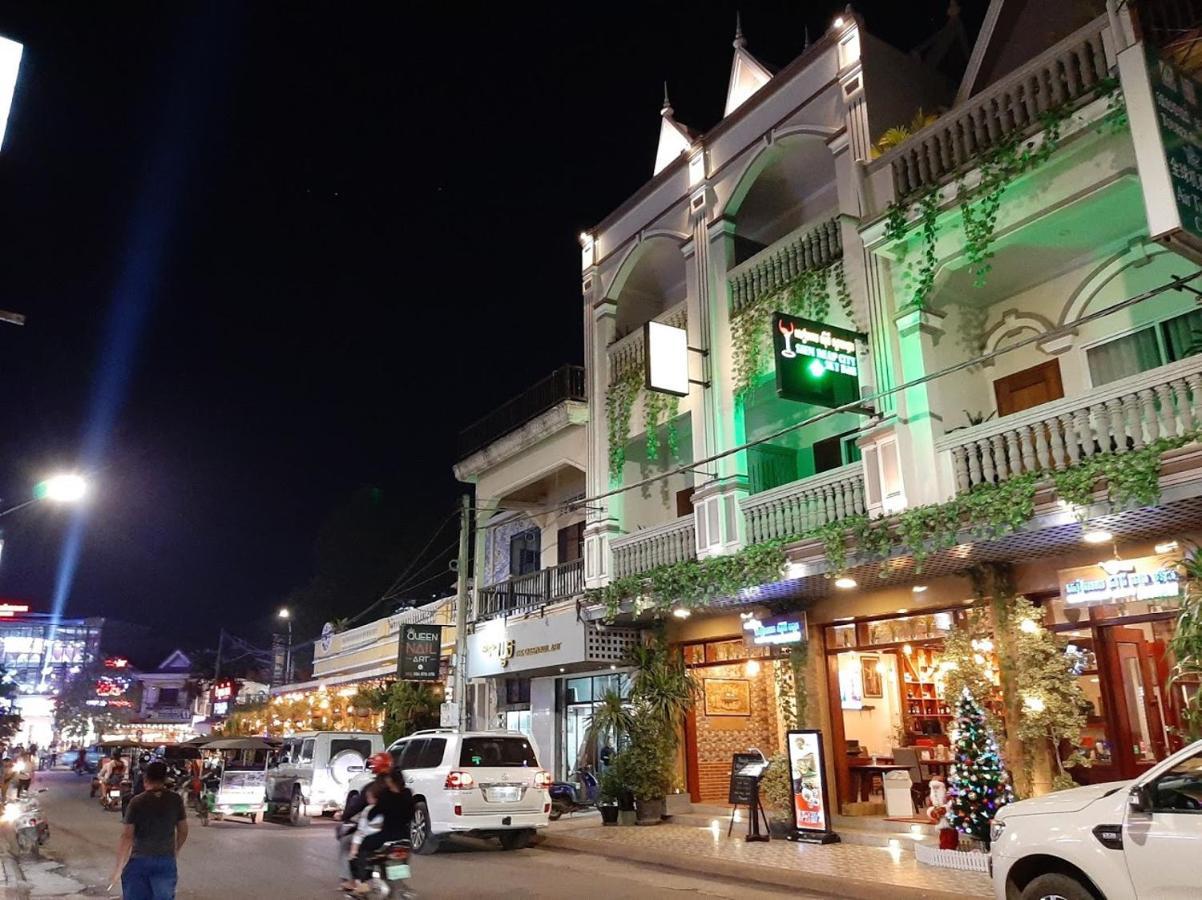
278, 608, 293, 683
0, 473, 90, 519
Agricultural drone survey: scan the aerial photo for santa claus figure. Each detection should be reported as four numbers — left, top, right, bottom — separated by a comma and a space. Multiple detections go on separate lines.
925, 775, 958, 850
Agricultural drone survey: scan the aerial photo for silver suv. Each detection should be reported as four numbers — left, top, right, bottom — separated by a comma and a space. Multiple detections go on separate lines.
265, 730, 384, 824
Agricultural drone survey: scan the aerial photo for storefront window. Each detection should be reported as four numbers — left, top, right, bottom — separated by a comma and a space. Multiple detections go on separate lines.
863, 612, 953, 646
504, 709, 532, 739
562, 673, 631, 777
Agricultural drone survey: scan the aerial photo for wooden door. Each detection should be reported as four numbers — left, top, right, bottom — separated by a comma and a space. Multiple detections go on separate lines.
1100, 626, 1169, 776
993, 360, 1064, 416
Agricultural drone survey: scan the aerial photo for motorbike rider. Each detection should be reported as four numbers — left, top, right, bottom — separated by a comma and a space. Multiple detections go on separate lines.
337, 752, 391, 891
100, 755, 128, 807
347, 767, 413, 895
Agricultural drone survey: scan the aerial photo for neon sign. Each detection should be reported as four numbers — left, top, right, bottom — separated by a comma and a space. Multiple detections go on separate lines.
772, 312, 861, 408
0, 603, 30, 618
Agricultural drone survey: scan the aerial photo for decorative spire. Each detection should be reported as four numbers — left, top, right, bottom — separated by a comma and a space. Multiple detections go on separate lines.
803, 25, 811, 50
734, 11, 746, 49
661, 81, 673, 118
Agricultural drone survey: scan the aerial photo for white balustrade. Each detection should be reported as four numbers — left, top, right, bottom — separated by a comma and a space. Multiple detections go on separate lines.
936, 355, 1202, 494
606, 301, 688, 384
610, 515, 697, 579
726, 217, 842, 316
741, 464, 867, 544
868, 15, 1112, 202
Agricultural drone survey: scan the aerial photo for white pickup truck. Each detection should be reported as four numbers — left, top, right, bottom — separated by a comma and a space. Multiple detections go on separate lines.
990, 739, 1202, 899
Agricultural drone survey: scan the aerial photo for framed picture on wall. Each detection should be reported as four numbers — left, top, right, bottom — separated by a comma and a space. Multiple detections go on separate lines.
861, 656, 883, 698
703, 678, 752, 717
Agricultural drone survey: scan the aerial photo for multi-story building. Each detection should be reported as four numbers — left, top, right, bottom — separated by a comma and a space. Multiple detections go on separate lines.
578, 0, 1202, 812
455, 365, 638, 779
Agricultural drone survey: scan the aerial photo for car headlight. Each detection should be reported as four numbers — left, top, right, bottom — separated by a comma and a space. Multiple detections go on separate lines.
989, 819, 1006, 844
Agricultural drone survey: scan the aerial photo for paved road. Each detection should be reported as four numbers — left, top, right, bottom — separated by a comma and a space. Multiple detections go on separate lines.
27, 770, 825, 899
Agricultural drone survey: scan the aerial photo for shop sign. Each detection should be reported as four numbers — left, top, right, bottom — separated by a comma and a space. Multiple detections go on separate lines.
746, 612, 808, 650
1058, 555, 1181, 607
786, 729, 838, 843
0, 603, 29, 619
467, 612, 586, 678
772, 312, 860, 408
320, 622, 335, 654
397, 624, 443, 682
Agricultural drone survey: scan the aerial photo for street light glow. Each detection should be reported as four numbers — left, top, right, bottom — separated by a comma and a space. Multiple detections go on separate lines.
36, 474, 88, 503
278, 607, 290, 619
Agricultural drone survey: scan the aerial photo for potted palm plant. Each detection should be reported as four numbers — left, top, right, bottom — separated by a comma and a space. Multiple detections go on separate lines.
624, 710, 675, 823
596, 755, 624, 825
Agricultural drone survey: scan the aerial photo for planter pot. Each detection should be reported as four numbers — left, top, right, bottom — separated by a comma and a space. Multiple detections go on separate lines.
599, 804, 620, 825
634, 797, 665, 824
617, 789, 636, 812
617, 809, 637, 826
663, 793, 692, 817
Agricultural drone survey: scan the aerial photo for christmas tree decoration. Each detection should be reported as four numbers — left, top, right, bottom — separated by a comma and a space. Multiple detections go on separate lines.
948, 687, 1014, 844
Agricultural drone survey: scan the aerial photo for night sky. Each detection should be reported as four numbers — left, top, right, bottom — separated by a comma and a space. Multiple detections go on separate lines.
0, 1, 981, 659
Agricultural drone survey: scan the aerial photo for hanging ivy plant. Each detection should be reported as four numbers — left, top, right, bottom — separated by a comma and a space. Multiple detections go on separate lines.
605, 367, 642, 482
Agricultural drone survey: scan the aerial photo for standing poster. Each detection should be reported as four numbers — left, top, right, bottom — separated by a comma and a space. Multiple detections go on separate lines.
270, 633, 287, 686
397, 624, 443, 682
786, 729, 839, 843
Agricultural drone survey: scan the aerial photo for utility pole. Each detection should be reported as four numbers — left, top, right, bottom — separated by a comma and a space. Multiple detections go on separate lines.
214, 629, 225, 680
453, 493, 472, 731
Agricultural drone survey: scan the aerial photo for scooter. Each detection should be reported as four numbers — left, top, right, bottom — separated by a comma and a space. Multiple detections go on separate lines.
4, 792, 50, 858
100, 779, 128, 812
548, 769, 599, 820
347, 838, 415, 899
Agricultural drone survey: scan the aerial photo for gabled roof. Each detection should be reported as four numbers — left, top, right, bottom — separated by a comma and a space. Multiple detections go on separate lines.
653, 83, 695, 176
724, 15, 774, 117
154, 649, 192, 672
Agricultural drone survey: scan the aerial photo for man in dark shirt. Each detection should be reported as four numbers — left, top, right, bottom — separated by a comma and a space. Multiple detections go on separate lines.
112, 761, 188, 900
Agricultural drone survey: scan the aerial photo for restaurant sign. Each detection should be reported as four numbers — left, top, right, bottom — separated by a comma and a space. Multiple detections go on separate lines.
746, 612, 808, 652
772, 312, 860, 408
1058, 555, 1181, 607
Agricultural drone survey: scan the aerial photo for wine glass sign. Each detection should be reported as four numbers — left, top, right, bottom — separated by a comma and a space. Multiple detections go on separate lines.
771, 312, 861, 408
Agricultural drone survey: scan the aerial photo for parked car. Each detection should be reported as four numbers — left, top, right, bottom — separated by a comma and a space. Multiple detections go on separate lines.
346, 728, 552, 854
990, 738, 1202, 899
264, 730, 383, 825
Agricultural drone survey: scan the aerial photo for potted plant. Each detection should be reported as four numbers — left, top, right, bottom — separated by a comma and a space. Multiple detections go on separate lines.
757, 752, 795, 837
597, 757, 624, 825
624, 710, 674, 824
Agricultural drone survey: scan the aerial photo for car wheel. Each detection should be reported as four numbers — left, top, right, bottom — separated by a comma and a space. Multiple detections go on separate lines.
410, 801, 440, 855
289, 788, 310, 827
1020, 873, 1095, 900
498, 829, 535, 851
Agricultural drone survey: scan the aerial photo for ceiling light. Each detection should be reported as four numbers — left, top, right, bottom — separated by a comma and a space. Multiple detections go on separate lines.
912, 585, 927, 593
833, 16, 845, 28
672, 607, 691, 619
1156, 540, 1179, 554
834, 576, 857, 590
897, 608, 909, 614
744, 660, 761, 677
1082, 529, 1113, 545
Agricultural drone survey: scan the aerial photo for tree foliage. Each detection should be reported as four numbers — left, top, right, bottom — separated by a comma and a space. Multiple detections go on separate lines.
353, 681, 440, 745
54, 662, 140, 741
1171, 547, 1202, 740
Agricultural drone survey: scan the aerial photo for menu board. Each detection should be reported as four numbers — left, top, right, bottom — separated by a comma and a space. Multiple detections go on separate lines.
727, 752, 768, 806
787, 729, 837, 841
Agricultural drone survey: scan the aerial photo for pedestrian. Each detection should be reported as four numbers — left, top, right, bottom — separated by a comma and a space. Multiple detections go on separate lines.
16, 749, 33, 798
0, 758, 16, 804
111, 761, 188, 900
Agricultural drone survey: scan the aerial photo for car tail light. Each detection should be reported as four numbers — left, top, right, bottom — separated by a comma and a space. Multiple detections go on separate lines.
454, 804, 462, 816
445, 771, 475, 790
389, 847, 409, 860
534, 771, 552, 789
543, 803, 550, 814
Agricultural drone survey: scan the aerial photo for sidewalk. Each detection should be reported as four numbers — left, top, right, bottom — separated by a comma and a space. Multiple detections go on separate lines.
539, 814, 992, 900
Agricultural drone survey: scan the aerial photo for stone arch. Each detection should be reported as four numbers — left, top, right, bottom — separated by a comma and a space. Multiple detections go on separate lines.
602, 233, 689, 340
1059, 242, 1173, 326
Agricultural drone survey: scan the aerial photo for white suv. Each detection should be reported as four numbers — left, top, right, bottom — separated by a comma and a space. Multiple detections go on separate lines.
265, 731, 384, 824
345, 728, 551, 854
990, 739, 1202, 899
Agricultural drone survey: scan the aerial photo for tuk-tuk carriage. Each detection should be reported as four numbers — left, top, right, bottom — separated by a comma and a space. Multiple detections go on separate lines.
196, 737, 279, 825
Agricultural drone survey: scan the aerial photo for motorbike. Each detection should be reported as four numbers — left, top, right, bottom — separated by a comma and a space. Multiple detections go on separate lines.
347, 839, 415, 899
548, 768, 599, 820
100, 778, 129, 812
4, 792, 50, 858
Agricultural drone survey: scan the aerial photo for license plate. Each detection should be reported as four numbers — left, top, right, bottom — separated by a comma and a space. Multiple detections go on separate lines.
384, 864, 410, 880
485, 786, 520, 802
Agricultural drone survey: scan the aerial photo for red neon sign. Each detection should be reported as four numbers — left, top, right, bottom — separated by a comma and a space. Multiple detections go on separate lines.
0, 603, 30, 618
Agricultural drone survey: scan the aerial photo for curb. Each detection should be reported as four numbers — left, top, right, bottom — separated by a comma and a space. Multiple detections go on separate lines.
537, 831, 985, 900
0, 853, 28, 900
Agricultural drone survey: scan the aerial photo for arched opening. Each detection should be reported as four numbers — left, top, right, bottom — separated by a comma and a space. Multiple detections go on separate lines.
728, 135, 838, 266
610, 237, 687, 341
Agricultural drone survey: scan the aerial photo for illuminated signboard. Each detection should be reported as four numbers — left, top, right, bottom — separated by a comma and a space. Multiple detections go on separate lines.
95, 675, 131, 698
786, 729, 838, 843
104, 657, 130, 669
644, 320, 690, 397
748, 612, 808, 648
1058, 555, 1181, 607
0, 603, 29, 618
772, 312, 860, 408
398, 625, 443, 682
210, 680, 238, 704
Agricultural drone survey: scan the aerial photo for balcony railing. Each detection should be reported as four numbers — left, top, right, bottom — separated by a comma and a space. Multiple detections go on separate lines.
611, 515, 696, 579
741, 464, 867, 544
474, 558, 584, 621
457, 365, 585, 459
608, 302, 688, 384
727, 217, 843, 316
870, 16, 1112, 201
936, 355, 1202, 495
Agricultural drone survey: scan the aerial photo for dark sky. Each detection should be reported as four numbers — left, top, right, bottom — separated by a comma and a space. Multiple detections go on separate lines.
0, 1, 979, 655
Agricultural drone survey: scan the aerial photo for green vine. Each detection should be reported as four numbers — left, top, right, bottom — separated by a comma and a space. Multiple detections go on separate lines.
605, 367, 642, 482
1052, 432, 1192, 518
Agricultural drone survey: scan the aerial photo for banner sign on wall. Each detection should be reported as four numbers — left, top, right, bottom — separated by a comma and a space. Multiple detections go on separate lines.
746, 612, 808, 651
397, 624, 443, 682
786, 729, 839, 844
772, 312, 861, 408
1058, 555, 1181, 607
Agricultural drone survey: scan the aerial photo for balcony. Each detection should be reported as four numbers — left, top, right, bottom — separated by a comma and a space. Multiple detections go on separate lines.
607, 302, 687, 385
741, 464, 867, 544
727, 217, 843, 316
474, 558, 584, 621
610, 515, 696, 579
935, 354, 1202, 496
867, 15, 1112, 204
457, 365, 585, 460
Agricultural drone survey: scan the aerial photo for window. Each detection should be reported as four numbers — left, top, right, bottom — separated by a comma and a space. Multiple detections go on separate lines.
415, 738, 446, 768
157, 688, 180, 707
298, 739, 315, 765
504, 678, 530, 706
1087, 328, 1162, 387
1161, 309, 1202, 362
1149, 749, 1202, 813
397, 740, 426, 770
557, 523, 584, 565
994, 360, 1065, 414
458, 736, 538, 768
509, 529, 541, 577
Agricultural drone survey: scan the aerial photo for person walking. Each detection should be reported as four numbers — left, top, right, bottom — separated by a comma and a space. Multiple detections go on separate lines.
15, 749, 33, 798
111, 761, 188, 900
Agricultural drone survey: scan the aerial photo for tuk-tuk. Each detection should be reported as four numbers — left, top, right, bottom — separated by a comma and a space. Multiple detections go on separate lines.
196, 737, 278, 825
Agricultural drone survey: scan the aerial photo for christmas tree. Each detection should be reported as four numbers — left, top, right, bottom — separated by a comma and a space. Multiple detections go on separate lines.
948, 688, 1014, 843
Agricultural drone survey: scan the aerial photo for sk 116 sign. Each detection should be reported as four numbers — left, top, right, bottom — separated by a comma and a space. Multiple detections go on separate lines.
772, 312, 860, 408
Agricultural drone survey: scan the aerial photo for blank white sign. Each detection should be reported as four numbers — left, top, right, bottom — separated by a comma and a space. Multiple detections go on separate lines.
0, 36, 23, 152
645, 320, 689, 396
